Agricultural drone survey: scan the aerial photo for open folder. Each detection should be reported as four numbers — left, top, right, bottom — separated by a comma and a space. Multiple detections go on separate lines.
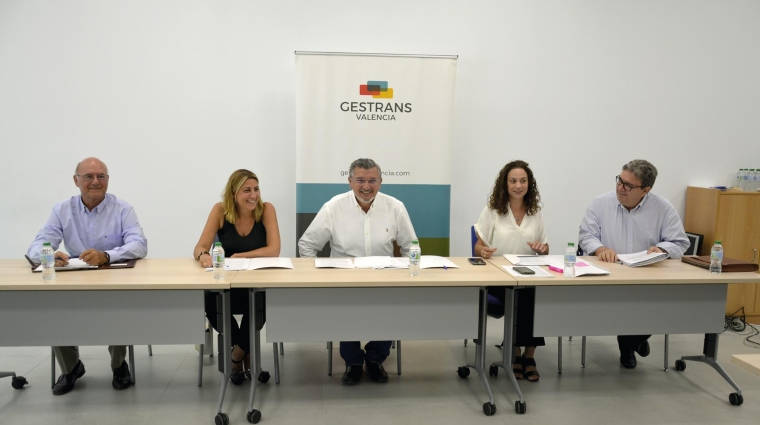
27, 255, 137, 272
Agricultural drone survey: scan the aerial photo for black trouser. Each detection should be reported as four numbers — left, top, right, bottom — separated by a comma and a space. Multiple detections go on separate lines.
487, 286, 545, 347
204, 289, 266, 353
617, 334, 651, 353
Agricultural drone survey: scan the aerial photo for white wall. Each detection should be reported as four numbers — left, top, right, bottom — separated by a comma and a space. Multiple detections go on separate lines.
2, 0, 759, 259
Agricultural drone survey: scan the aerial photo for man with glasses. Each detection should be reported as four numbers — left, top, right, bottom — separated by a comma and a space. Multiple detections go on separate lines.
27, 157, 148, 395
298, 158, 417, 384
578, 159, 689, 369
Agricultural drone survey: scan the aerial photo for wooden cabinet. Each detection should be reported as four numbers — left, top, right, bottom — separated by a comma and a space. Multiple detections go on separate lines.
685, 187, 760, 323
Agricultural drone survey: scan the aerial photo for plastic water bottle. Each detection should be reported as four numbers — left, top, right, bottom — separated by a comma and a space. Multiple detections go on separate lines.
742, 169, 750, 191
751, 169, 758, 192
710, 240, 723, 274
212, 242, 225, 280
735, 169, 743, 189
564, 243, 576, 278
41, 242, 55, 280
409, 239, 421, 276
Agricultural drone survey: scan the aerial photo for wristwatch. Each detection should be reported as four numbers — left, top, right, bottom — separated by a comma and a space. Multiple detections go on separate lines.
196, 251, 209, 261
103, 251, 111, 264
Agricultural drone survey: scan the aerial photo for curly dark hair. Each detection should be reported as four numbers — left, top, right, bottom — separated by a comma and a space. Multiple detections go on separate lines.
488, 160, 542, 216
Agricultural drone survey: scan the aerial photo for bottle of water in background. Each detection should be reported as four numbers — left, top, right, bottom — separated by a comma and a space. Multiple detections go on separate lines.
41, 242, 55, 280
742, 169, 750, 191
212, 242, 225, 280
736, 169, 743, 189
409, 239, 421, 276
710, 240, 723, 274
751, 169, 758, 191
564, 242, 576, 278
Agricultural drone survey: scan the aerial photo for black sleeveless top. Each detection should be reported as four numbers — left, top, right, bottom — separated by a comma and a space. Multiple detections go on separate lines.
216, 218, 267, 257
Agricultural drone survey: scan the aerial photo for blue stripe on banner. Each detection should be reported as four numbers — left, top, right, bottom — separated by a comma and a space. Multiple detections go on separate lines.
296, 183, 450, 238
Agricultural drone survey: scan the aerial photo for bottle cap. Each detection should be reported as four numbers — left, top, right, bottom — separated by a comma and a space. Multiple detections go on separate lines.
568, 242, 574, 246
715, 240, 721, 244
43, 242, 51, 246
412, 239, 419, 245
214, 242, 222, 246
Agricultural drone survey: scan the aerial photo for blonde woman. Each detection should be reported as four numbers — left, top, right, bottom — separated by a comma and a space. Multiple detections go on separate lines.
193, 169, 280, 384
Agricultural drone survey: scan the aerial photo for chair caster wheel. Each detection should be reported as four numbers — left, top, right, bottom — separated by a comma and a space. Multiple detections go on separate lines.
247, 409, 262, 423
515, 400, 527, 414
257, 371, 270, 383
489, 365, 498, 377
674, 360, 686, 371
11, 376, 28, 389
457, 366, 470, 378
729, 393, 744, 406
482, 402, 496, 416
214, 413, 229, 425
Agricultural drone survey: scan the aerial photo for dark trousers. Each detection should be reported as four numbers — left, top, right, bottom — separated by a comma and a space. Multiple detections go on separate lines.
204, 289, 266, 353
617, 334, 651, 353
487, 286, 546, 348
340, 341, 392, 366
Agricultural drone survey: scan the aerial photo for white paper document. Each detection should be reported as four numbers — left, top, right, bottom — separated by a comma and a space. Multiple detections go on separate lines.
420, 256, 459, 269
545, 258, 610, 277
248, 258, 294, 270
35, 258, 98, 272
314, 258, 355, 269
353, 256, 409, 269
221, 258, 295, 271
617, 251, 668, 267
503, 265, 553, 278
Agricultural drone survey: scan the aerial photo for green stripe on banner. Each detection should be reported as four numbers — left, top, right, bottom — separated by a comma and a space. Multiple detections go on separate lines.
417, 238, 449, 257
296, 183, 450, 240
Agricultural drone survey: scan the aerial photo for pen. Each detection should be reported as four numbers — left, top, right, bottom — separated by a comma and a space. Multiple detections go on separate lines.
443, 265, 448, 270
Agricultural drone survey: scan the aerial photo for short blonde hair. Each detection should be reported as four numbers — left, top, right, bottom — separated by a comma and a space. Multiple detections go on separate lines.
222, 169, 264, 224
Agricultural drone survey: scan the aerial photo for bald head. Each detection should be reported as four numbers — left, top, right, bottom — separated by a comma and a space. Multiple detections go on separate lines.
75, 157, 108, 175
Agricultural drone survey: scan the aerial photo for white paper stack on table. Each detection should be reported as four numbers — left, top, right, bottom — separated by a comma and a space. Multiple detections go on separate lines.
503, 254, 556, 266
221, 258, 294, 271
315, 255, 459, 269
616, 251, 668, 267
35, 258, 98, 272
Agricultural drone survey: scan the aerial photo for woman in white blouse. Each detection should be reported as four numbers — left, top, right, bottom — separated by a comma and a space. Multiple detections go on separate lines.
474, 160, 548, 382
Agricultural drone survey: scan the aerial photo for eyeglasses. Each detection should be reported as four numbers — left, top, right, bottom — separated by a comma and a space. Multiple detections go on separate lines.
76, 174, 109, 182
352, 178, 379, 186
615, 175, 643, 191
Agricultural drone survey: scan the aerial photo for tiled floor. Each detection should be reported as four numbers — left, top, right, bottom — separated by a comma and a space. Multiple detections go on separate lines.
2, 318, 760, 425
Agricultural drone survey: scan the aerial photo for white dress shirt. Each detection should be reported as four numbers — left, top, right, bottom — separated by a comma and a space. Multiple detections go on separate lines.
298, 191, 417, 258
475, 204, 547, 256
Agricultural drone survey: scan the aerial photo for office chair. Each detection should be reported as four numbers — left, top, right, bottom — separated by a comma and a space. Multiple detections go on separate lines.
0, 371, 27, 389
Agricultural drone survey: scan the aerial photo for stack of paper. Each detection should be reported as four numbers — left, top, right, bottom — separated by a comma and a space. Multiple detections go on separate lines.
420, 256, 459, 269
503, 254, 563, 266
222, 258, 294, 271
35, 258, 98, 272
314, 258, 354, 269
617, 251, 668, 267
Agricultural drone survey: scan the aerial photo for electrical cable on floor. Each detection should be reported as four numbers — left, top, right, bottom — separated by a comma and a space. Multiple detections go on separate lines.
724, 307, 760, 348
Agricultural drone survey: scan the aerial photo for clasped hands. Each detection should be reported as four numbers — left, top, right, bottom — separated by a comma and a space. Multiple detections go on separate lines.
53, 249, 108, 266
480, 241, 547, 259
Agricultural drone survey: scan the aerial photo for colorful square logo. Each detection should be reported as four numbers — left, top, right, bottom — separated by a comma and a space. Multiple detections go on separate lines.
359, 81, 393, 99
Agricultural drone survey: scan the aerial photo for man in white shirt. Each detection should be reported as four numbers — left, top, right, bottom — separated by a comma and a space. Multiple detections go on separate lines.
299, 158, 417, 384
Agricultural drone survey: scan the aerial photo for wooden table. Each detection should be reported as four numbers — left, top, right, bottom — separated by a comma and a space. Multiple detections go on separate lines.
487, 256, 760, 410
230, 257, 516, 422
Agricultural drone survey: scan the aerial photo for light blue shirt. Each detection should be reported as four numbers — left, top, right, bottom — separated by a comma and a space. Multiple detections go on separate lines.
578, 191, 689, 258
27, 193, 148, 263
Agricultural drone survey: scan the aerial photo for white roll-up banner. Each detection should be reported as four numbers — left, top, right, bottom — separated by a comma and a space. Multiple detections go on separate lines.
295, 52, 457, 256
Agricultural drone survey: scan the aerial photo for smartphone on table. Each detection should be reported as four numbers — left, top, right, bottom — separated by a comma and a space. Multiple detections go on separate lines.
468, 257, 486, 265
513, 266, 535, 275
